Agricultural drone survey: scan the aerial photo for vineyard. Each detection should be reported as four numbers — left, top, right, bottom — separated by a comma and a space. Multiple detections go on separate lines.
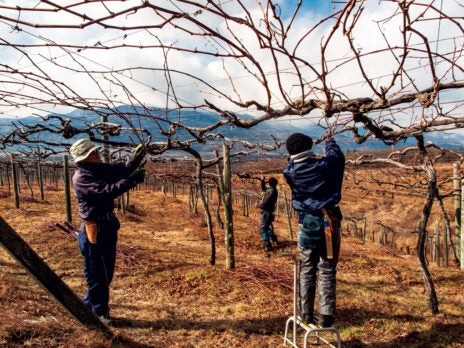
0, 155, 463, 347
0, 2, 463, 345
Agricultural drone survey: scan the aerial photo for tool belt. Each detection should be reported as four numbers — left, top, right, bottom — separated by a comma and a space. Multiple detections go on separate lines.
94, 212, 115, 221
321, 205, 342, 259
84, 212, 115, 243
85, 219, 98, 244
323, 205, 343, 221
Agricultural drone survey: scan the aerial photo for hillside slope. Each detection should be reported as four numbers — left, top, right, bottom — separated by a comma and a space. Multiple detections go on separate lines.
0, 183, 463, 347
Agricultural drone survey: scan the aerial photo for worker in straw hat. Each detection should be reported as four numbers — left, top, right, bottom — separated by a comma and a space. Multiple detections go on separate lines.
69, 138, 146, 324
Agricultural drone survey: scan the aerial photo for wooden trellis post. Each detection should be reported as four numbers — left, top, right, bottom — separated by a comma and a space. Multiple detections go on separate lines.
359, 218, 367, 244
63, 155, 72, 223
10, 154, 19, 209
282, 190, 293, 240
443, 217, 449, 268
207, 184, 212, 203
456, 171, 464, 270
188, 185, 193, 211
6, 163, 11, 196
379, 224, 386, 245
37, 160, 44, 201
461, 179, 464, 270
171, 182, 177, 198
346, 216, 367, 244
433, 220, 440, 266
222, 143, 235, 270
162, 179, 167, 196
189, 184, 198, 214
275, 190, 280, 216
0, 215, 111, 334
454, 163, 461, 266
242, 193, 250, 217
101, 115, 110, 164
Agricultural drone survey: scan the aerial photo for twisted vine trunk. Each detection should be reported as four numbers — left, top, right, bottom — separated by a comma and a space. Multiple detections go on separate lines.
416, 136, 439, 315
195, 159, 216, 266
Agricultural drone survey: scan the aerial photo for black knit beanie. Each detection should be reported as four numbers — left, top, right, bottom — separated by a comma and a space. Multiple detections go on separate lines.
268, 177, 278, 187
285, 133, 313, 155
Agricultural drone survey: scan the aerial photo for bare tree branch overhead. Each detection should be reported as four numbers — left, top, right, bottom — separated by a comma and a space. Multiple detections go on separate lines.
0, 0, 461, 156
0, 0, 463, 313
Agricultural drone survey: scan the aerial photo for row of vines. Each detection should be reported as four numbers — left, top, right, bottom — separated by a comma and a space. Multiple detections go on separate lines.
1, 154, 463, 271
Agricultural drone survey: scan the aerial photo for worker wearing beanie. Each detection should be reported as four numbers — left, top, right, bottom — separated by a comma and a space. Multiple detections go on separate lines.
283, 132, 345, 328
256, 176, 279, 251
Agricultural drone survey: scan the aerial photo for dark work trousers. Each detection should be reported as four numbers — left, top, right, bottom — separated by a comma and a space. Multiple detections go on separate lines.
297, 213, 341, 318
78, 216, 119, 318
260, 211, 276, 242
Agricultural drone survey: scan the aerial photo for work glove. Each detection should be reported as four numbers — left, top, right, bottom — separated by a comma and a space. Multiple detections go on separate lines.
128, 168, 146, 184
130, 144, 147, 170
133, 144, 147, 162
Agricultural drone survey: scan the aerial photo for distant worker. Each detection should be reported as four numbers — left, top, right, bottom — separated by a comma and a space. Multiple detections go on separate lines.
69, 138, 146, 324
283, 133, 345, 328
256, 176, 279, 251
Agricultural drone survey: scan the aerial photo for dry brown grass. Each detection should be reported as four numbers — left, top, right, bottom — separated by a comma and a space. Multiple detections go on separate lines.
0, 162, 463, 347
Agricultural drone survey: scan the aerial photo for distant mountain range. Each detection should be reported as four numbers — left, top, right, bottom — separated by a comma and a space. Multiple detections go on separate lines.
1, 105, 462, 158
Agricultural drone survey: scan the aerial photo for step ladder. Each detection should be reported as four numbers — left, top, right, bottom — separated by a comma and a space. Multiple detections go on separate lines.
281, 252, 342, 348
283, 315, 341, 348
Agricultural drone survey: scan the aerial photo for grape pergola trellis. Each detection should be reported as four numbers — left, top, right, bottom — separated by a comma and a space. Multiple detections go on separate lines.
0, 0, 463, 316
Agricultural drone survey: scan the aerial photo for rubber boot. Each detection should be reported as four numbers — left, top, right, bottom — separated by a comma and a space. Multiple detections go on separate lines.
300, 287, 316, 325
270, 233, 278, 246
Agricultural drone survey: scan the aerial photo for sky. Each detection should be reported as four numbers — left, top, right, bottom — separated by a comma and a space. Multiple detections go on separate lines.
0, 0, 462, 140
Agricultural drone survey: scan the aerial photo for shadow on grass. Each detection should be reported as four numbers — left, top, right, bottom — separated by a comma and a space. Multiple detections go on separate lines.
336, 308, 425, 328
337, 308, 464, 348
111, 335, 154, 348
110, 310, 464, 348
342, 322, 464, 348
110, 315, 287, 335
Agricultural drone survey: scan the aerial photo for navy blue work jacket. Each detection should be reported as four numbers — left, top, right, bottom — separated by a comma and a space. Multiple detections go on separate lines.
283, 138, 345, 213
72, 161, 139, 220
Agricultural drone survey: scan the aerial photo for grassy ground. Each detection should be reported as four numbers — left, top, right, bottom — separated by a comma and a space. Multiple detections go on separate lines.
0, 170, 463, 347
